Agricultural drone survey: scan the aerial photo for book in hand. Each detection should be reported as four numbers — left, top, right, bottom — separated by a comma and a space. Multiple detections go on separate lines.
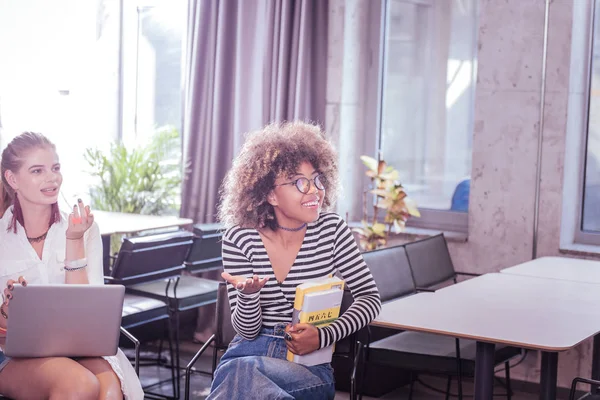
286, 276, 345, 366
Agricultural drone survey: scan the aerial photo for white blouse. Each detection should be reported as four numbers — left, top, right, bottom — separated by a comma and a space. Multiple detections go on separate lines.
0, 207, 144, 400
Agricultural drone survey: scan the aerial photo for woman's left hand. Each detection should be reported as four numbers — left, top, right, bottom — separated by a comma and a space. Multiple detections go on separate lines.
65, 199, 94, 240
285, 323, 320, 355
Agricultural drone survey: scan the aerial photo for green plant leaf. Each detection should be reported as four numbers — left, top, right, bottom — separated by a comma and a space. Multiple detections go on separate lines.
85, 126, 182, 215
404, 197, 421, 217
371, 223, 387, 235
360, 155, 378, 172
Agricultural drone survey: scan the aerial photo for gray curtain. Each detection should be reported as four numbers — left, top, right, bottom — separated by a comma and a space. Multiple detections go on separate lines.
181, 0, 328, 223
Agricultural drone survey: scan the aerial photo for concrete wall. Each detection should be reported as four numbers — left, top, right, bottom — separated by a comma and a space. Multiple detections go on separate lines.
328, 0, 592, 389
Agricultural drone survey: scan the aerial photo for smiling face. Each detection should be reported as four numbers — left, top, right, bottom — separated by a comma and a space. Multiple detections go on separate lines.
268, 161, 326, 228
4, 146, 62, 208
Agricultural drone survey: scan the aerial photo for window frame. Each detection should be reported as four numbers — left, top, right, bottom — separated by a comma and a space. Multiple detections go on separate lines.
559, 0, 600, 250
373, 0, 476, 234
118, 0, 186, 147
573, 0, 600, 246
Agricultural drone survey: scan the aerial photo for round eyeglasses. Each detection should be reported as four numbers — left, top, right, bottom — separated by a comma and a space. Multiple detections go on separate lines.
274, 174, 326, 194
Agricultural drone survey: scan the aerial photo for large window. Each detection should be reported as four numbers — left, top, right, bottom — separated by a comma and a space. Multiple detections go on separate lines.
0, 0, 109, 204
0, 0, 185, 210
561, 0, 600, 249
120, 0, 186, 146
379, 0, 478, 232
582, 0, 600, 237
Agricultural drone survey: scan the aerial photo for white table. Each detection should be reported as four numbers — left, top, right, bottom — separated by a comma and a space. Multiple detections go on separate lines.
94, 210, 193, 236
372, 273, 600, 400
500, 256, 600, 284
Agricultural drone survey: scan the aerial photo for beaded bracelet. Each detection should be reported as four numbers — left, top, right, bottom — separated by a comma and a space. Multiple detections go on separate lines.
64, 258, 87, 272
64, 263, 87, 272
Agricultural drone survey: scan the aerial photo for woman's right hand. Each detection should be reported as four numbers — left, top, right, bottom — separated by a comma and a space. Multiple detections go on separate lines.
2, 276, 27, 320
221, 272, 268, 294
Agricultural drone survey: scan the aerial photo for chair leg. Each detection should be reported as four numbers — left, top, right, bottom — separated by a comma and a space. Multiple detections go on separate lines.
157, 325, 165, 364
408, 373, 415, 400
350, 341, 363, 400
174, 310, 181, 399
505, 361, 512, 400
211, 346, 219, 380
358, 344, 368, 400
358, 341, 370, 400
185, 336, 215, 400
166, 313, 178, 398
120, 327, 140, 376
445, 375, 452, 400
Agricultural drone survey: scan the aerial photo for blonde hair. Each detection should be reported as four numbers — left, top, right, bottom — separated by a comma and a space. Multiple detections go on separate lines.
0, 132, 61, 231
218, 121, 340, 230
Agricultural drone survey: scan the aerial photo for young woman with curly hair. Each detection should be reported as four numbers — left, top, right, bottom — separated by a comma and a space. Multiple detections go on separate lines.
208, 121, 381, 399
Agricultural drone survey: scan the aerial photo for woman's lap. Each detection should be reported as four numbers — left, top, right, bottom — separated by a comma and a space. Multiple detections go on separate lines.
0, 356, 97, 398
209, 324, 335, 400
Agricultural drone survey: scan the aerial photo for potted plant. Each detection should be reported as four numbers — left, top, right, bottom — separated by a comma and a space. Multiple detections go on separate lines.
84, 127, 182, 254
353, 155, 420, 251
84, 126, 182, 215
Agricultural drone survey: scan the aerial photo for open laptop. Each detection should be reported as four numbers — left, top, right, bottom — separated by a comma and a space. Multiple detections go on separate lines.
4, 284, 125, 358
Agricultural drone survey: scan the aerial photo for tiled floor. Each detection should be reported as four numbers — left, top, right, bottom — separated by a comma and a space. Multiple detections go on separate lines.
132, 340, 552, 399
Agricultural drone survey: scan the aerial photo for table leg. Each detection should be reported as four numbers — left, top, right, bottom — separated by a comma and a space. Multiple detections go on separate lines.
592, 333, 600, 394
474, 341, 495, 400
539, 351, 558, 400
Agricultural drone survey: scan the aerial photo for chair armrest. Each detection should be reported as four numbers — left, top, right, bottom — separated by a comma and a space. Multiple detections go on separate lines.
120, 326, 140, 376
455, 271, 480, 277
185, 334, 216, 400
570, 377, 600, 400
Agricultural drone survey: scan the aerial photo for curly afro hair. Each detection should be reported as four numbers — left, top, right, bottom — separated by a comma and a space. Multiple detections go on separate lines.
218, 121, 340, 230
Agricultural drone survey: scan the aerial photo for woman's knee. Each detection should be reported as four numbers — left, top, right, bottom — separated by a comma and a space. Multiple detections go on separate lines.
218, 357, 259, 375
50, 367, 100, 400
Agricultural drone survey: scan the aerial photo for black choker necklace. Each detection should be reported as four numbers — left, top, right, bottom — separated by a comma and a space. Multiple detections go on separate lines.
27, 230, 49, 243
276, 223, 307, 232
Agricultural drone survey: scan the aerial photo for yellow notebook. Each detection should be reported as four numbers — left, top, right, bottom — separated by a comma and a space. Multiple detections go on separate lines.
286, 276, 345, 366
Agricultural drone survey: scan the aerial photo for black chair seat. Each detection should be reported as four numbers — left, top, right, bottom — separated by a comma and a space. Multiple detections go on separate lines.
127, 276, 219, 311
121, 294, 169, 328
369, 331, 521, 376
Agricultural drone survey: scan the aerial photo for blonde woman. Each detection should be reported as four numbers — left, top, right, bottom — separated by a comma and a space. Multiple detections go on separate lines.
0, 132, 143, 400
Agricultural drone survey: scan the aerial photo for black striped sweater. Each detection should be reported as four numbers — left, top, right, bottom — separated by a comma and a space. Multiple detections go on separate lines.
222, 212, 382, 349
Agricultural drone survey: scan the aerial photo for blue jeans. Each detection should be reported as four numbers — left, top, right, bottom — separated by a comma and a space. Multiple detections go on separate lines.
208, 323, 335, 400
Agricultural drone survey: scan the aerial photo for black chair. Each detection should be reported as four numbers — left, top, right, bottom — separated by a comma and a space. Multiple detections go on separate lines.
404, 233, 479, 290
185, 224, 224, 274
354, 245, 424, 396
569, 377, 600, 400
108, 230, 219, 399
120, 294, 169, 378
107, 230, 192, 398
359, 243, 519, 400
362, 244, 417, 303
